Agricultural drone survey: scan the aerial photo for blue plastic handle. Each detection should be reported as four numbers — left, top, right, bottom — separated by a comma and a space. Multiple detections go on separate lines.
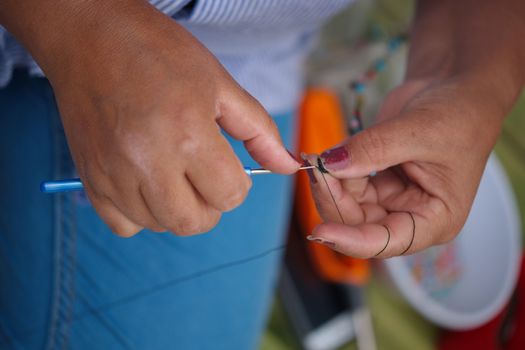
40, 179, 84, 193
41, 167, 255, 193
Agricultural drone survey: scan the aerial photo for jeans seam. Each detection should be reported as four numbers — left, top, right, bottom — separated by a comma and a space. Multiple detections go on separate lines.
44, 84, 77, 350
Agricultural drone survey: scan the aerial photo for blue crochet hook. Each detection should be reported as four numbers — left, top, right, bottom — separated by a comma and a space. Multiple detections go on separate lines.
40, 165, 316, 194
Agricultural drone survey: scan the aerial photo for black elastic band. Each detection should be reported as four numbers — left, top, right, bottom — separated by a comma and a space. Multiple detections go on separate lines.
374, 224, 391, 257
400, 212, 416, 255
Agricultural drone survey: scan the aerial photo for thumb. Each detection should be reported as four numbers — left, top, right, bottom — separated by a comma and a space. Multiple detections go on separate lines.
319, 117, 424, 178
217, 88, 300, 174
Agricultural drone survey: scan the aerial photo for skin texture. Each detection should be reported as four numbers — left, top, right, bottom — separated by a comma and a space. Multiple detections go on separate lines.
0, 0, 300, 236
306, 0, 525, 258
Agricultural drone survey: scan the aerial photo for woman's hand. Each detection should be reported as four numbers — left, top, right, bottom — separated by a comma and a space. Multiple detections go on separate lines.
305, 76, 516, 258
1, 0, 299, 236
305, 0, 525, 258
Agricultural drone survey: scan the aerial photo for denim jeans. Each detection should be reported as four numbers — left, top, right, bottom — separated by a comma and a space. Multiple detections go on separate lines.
0, 71, 296, 350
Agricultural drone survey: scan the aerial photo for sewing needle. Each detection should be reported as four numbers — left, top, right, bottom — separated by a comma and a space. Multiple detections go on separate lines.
245, 165, 315, 175
40, 165, 317, 193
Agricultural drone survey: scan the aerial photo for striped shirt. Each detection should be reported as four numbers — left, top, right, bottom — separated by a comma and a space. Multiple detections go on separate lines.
0, 0, 354, 113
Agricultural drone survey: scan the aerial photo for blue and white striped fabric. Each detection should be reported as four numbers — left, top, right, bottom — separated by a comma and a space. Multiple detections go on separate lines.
0, 0, 354, 112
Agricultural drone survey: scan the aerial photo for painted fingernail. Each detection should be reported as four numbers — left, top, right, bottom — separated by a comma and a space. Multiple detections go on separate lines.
306, 235, 336, 248
287, 149, 300, 163
320, 145, 349, 172
300, 153, 317, 184
306, 167, 317, 184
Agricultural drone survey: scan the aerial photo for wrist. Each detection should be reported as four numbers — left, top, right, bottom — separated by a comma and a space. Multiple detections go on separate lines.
407, 53, 523, 125
406, 0, 525, 122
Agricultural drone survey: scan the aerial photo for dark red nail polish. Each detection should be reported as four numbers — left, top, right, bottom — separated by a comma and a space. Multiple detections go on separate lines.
320, 145, 349, 171
301, 157, 317, 184
286, 149, 300, 163
306, 167, 317, 184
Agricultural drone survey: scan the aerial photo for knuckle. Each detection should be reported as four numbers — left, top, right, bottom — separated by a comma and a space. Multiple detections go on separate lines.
171, 216, 205, 236
201, 211, 222, 233
178, 132, 201, 157
265, 116, 279, 134
112, 224, 141, 238
219, 180, 250, 211
251, 103, 277, 134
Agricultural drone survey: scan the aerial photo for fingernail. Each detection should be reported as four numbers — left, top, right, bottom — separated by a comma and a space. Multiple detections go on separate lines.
306, 235, 336, 248
286, 149, 300, 164
300, 153, 317, 184
320, 145, 349, 172
305, 167, 317, 184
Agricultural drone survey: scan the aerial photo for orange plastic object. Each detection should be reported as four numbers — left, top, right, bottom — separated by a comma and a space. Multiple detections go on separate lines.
295, 87, 370, 285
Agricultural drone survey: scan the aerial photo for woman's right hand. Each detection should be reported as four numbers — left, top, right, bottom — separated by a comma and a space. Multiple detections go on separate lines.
1, 0, 299, 236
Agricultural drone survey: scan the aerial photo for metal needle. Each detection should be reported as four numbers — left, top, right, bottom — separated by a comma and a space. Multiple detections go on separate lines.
249, 165, 316, 175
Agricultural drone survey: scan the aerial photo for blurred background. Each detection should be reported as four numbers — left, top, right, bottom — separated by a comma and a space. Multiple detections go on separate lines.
260, 1, 525, 349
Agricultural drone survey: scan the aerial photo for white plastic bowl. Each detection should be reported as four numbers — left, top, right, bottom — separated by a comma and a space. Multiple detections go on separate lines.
384, 154, 522, 330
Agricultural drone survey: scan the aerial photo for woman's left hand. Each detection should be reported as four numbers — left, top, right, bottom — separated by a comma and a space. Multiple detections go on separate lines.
304, 76, 508, 258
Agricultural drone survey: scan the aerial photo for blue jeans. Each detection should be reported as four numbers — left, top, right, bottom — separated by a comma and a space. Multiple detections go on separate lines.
0, 71, 296, 350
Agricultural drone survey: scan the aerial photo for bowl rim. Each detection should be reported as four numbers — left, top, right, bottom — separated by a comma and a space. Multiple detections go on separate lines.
384, 154, 522, 330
